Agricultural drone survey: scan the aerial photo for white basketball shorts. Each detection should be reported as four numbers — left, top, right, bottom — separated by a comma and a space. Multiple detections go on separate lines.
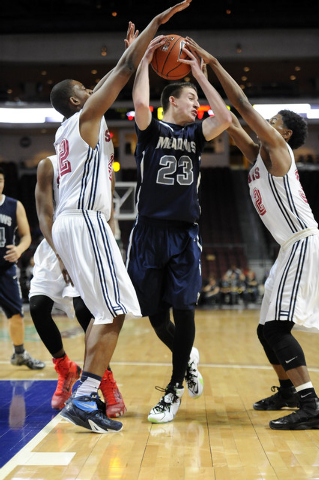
29, 238, 78, 318
52, 210, 142, 324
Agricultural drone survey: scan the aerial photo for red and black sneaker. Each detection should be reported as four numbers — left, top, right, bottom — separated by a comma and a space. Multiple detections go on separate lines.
51, 355, 82, 410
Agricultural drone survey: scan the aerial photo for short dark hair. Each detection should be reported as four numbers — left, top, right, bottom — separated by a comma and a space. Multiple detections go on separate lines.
50, 79, 76, 118
0, 167, 5, 177
160, 82, 198, 114
279, 109, 308, 150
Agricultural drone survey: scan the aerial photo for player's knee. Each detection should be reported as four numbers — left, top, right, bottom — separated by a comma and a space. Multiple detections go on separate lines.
29, 295, 53, 322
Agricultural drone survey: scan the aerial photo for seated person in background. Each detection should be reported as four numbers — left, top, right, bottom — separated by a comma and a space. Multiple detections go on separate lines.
225, 263, 242, 280
199, 275, 220, 306
245, 269, 259, 303
219, 273, 231, 306
237, 272, 248, 304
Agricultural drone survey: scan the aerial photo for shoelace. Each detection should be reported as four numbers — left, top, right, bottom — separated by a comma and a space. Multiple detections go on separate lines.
185, 363, 198, 388
153, 386, 177, 412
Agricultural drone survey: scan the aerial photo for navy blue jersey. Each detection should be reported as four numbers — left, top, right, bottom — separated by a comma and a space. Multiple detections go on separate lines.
135, 118, 206, 223
0, 196, 17, 270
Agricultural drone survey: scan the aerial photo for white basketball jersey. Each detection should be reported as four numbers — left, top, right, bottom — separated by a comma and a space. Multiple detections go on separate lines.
54, 112, 114, 219
248, 144, 317, 245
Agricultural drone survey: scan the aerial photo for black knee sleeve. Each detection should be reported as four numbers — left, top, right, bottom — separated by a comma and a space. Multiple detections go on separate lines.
257, 323, 280, 365
29, 295, 63, 356
263, 320, 306, 371
73, 297, 92, 332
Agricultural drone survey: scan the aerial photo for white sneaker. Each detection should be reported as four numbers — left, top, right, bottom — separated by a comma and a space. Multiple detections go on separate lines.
185, 347, 203, 399
148, 386, 184, 424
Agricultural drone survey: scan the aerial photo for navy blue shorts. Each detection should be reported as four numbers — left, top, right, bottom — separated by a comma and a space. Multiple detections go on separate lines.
0, 264, 23, 318
126, 217, 202, 316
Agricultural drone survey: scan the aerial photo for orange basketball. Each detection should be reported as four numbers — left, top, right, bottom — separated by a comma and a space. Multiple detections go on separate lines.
151, 34, 191, 80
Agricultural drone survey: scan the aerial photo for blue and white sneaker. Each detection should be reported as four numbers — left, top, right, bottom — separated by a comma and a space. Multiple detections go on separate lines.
185, 347, 204, 399
60, 392, 123, 433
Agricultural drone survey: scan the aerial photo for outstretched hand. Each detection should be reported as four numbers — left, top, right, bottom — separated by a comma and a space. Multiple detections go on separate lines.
178, 45, 202, 78
124, 21, 139, 49
158, 0, 192, 25
185, 36, 214, 65
143, 35, 166, 64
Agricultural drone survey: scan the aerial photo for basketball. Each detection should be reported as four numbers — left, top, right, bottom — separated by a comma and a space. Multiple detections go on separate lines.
151, 34, 191, 80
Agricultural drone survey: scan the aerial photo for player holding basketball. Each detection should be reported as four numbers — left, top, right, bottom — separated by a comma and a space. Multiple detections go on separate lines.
49, 0, 192, 434
126, 37, 231, 423
185, 37, 319, 430
30, 154, 126, 417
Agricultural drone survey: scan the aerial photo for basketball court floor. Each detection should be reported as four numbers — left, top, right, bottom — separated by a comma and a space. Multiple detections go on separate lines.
1, 307, 319, 480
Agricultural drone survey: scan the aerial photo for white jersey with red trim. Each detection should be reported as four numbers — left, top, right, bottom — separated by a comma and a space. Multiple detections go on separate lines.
248, 143, 317, 246
54, 112, 114, 219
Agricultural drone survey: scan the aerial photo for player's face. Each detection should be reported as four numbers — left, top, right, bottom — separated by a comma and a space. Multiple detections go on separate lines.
269, 114, 287, 136
0, 174, 4, 197
72, 81, 93, 108
174, 87, 199, 123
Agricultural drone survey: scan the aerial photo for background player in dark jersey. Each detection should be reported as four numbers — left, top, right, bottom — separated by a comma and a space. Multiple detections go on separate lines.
0, 167, 45, 370
186, 37, 319, 431
126, 38, 231, 423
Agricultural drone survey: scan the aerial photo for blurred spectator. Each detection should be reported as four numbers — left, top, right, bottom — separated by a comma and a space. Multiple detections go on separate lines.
225, 263, 242, 280
244, 269, 259, 303
199, 275, 220, 306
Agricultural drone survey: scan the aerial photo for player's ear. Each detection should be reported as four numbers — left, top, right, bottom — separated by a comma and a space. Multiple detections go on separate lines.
169, 95, 177, 107
283, 128, 293, 141
70, 96, 80, 106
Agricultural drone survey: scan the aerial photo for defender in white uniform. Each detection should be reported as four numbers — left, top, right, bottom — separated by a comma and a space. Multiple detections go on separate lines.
186, 36, 319, 430
30, 155, 127, 416
49, 0, 192, 433
30, 155, 77, 318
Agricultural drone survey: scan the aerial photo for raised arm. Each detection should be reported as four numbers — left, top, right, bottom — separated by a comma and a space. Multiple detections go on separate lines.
133, 36, 166, 131
185, 37, 291, 174
180, 46, 231, 140
227, 112, 259, 164
80, 0, 192, 145
93, 22, 139, 94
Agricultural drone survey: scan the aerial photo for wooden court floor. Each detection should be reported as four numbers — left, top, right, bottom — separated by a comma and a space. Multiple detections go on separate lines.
1, 307, 319, 480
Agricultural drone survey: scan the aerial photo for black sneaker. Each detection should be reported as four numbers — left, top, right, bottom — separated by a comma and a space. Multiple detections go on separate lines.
253, 386, 299, 410
11, 351, 45, 370
60, 392, 123, 433
269, 399, 319, 430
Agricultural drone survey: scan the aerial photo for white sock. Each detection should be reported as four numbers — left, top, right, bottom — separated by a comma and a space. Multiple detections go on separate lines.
74, 376, 101, 398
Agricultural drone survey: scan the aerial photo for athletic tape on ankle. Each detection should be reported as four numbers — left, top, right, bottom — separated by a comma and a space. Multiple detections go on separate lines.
296, 381, 313, 392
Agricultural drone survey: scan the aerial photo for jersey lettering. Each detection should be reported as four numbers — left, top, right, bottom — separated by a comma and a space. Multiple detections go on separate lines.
253, 187, 266, 216
156, 155, 194, 186
248, 167, 260, 184
0, 227, 5, 247
295, 169, 308, 203
105, 129, 112, 142
108, 153, 114, 181
0, 214, 12, 226
156, 136, 196, 153
58, 139, 72, 182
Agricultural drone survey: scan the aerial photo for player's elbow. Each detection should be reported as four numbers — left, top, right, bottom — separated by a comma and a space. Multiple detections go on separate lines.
223, 111, 232, 129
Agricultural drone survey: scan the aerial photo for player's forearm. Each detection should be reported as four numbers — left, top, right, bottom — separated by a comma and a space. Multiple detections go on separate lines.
133, 59, 150, 106
17, 233, 31, 256
197, 73, 231, 125
39, 215, 56, 253
207, 58, 249, 112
